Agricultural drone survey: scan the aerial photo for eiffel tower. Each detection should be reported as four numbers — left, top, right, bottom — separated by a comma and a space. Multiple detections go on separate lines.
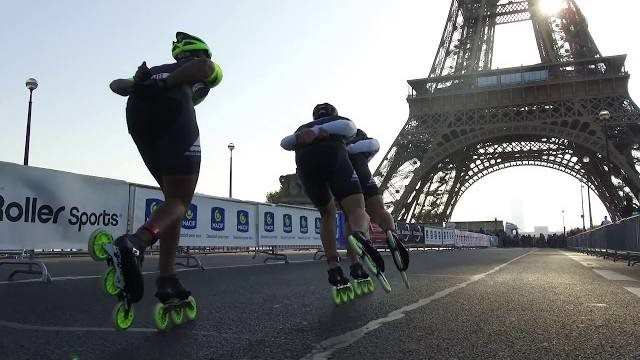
374, 0, 640, 223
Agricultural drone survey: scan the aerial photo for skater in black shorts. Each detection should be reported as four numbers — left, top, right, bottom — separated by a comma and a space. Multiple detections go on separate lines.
346, 129, 395, 234
109, 32, 222, 306
281, 103, 387, 301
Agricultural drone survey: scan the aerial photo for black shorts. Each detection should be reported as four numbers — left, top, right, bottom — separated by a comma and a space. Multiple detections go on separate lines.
295, 141, 362, 208
126, 90, 200, 185
350, 153, 380, 199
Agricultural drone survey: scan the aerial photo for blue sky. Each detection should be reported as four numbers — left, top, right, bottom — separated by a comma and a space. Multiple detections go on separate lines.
1, 0, 637, 231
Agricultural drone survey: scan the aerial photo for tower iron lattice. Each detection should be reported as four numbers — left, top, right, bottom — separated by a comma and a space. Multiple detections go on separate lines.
375, 0, 640, 223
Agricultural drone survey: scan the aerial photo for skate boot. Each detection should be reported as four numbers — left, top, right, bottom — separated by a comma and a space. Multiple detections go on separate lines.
153, 275, 198, 331
387, 230, 410, 289
88, 230, 145, 331
328, 266, 355, 305
347, 231, 391, 293
350, 262, 375, 297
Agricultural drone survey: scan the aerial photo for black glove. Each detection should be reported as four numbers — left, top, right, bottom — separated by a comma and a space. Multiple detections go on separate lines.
133, 61, 152, 83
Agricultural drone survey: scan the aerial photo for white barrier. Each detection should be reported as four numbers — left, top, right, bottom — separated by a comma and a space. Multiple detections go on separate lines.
257, 204, 321, 247
0, 161, 129, 250
132, 185, 259, 247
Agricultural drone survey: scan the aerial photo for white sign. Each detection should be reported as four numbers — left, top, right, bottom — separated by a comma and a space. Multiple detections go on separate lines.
0, 161, 129, 249
258, 204, 322, 246
132, 186, 258, 247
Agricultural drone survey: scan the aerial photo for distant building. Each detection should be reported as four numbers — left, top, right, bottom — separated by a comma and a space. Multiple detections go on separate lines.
446, 219, 504, 235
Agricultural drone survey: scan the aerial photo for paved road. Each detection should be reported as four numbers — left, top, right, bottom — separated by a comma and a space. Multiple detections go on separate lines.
2, 248, 640, 359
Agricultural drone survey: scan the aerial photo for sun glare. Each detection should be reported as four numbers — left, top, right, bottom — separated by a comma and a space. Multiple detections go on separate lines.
538, 0, 567, 16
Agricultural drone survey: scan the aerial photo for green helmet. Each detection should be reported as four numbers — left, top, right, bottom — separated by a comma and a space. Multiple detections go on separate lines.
172, 32, 212, 60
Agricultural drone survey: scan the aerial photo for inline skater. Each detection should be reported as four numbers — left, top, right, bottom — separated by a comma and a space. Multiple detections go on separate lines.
346, 129, 410, 288
280, 103, 388, 304
105, 32, 222, 329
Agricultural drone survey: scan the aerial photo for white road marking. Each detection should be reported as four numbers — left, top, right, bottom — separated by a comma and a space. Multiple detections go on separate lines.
592, 269, 637, 281
300, 250, 535, 360
564, 253, 598, 267
0, 259, 317, 285
624, 287, 640, 298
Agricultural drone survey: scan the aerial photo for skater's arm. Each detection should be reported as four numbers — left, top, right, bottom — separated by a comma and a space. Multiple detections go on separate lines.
347, 138, 380, 155
280, 134, 297, 150
311, 119, 357, 138
165, 58, 216, 88
109, 78, 135, 96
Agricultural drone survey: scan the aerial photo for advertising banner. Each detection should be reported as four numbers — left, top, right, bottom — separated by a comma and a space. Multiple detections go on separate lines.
258, 204, 322, 246
0, 161, 129, 249
132, 186, 257, 247
424, 227, 443, 246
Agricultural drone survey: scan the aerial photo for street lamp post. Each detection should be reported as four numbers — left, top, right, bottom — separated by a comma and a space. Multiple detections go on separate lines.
24, 78, 38, 166
580, 184, 586, 230
583, 156, 594, 228
561, 210, 566, 237
228, 143, 235, 198
599, 109, 611, 167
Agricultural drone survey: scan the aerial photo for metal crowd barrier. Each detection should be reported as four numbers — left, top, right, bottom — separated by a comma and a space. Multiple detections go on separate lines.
567, 215, 640, 266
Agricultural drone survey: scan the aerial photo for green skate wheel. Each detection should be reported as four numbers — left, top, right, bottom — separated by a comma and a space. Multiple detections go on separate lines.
112, 302, 134, 331
351, 281, 362, 297
153, 303, 171, 331
378, 273, 392, 293
362, 257, 379, 279
331, 288, 342, 305
347, 235, 364, 257
367, 279, 375, 293
88, 229, 112, 262
170, 307, 185, 325
346, 285, 355, 301
339, 287, 349, 303
102, 267, 119, 297
185, 296, 198, 321
401, 271, 410, 289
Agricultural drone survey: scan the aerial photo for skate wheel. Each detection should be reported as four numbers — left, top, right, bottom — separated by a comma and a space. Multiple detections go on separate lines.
102, 267, 120, 297
401, 271, 410, 289
367, 279, 375, 293
88, 229, 113, 262
351, 281, 362, 297
378, 273, 392, 293
185, 296, 198, 321
392, 251, 404, 272
345, 285, 355, 301
362, 257, 378, 279
339, 287, 350, 303
347, 236, 364, 257
171, 307, 185, 325
112, 302, 134, 331
331, 287, 342, 305
153, 303, 171, 331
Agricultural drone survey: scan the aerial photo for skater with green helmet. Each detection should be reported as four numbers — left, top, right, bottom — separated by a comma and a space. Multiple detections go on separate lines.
97, 31, 222, 331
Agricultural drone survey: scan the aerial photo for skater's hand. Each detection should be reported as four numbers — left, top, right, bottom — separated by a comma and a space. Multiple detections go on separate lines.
134, 61, 152, 83
295, 128, 318, 146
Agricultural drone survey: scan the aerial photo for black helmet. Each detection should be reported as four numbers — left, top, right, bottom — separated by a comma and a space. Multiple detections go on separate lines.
312, 103, 338, 120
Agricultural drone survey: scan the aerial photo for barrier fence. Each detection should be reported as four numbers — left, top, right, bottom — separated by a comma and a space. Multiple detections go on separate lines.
1, 161, 494, 282
567, 215, 640, 265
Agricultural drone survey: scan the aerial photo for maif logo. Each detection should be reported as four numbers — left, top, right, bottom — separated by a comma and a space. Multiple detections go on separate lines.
315, 217, 321, 234
237, 210, 249, 233
146, 199, 197, 230
182, 204, 198, 230
283, 214, 292, 233
145, 199, 163, 222
300, 216, 308, 234
211, 207, 225, 231
264, 211, 274, 232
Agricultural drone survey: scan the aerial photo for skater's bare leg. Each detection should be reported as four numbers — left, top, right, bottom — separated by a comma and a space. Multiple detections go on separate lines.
365, 195, 395, 232
339, 193, 369, 236
134, 175, 198, 275
318, 199, 339, 268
